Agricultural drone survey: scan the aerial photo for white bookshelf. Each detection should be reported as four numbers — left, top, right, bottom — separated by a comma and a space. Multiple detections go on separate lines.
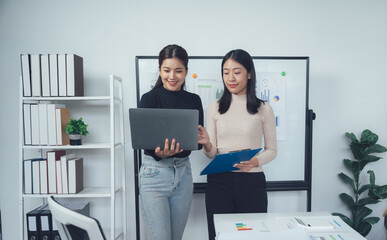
23, 142, 112, 149
18, 75, 127, 240
22, 96, 111, 101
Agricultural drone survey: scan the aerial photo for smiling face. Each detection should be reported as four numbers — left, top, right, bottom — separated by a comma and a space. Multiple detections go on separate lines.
159, 58, 187, 91
222, 58, 251, 95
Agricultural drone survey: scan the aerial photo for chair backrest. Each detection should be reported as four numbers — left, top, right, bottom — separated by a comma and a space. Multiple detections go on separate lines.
47, 196, 106, 240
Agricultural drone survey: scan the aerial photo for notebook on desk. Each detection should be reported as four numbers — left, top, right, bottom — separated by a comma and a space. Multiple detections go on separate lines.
129, 108, 199, 150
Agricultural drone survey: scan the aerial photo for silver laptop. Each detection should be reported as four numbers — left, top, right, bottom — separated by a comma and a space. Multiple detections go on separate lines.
129, 108, 199, 150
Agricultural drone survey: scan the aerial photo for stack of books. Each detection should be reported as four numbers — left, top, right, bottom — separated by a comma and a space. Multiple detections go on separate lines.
21, 54, 84, 97
23, 152, 84, 195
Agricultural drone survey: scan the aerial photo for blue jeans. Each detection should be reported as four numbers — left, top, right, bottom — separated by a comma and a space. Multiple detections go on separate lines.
139, 155, 193, 240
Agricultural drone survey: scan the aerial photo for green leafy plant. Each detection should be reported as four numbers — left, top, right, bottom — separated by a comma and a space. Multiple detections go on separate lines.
333, 129, 387, 237
65, 117, 89, 136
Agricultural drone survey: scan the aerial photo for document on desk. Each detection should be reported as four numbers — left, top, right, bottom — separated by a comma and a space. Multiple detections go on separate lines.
216, 228, 309, 240
276, 216, 367, 240
200, 148, 262, 175
278, 216, 347, 232
293, 217, 334, 230
308, 232, 366, 240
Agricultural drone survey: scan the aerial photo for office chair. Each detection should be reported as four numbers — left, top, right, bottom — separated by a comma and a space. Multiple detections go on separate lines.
48, 196, 106, 240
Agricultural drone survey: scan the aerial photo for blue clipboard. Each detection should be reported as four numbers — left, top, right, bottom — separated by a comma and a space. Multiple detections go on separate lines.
200, 148, 262, 175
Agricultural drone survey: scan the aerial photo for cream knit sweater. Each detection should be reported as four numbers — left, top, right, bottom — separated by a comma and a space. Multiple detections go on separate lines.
203, 94, 277, 172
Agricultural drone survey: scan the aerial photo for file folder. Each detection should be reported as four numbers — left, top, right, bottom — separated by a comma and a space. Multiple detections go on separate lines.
40, 204, 60, 240
26, 204, 46, 240
200, 148, 262, 175
39, 205, 52, 240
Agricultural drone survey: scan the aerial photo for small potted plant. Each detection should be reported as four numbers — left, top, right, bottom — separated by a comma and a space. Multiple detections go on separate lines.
65, 117, 89, 145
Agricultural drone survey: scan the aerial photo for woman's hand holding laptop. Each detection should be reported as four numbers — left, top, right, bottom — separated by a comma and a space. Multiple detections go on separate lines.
155, 138, 183, 158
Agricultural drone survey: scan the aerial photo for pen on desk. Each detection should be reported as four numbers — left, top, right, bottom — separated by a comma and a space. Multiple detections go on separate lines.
337, 234, 344, 240
333, 219, 341, 227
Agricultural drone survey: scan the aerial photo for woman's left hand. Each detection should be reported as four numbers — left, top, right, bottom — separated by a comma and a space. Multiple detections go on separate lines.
233, 157, 259, 172
155, 138, 183, 158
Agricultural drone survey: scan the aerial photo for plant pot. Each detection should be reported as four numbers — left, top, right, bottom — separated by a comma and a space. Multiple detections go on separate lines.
69, 134, 82, 145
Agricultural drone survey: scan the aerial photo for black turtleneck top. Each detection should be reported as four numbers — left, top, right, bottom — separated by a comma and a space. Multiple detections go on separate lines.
140, 86, 203, 161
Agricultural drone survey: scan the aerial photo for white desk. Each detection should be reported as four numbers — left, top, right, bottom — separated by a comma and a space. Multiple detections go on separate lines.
214, 212, 366, 240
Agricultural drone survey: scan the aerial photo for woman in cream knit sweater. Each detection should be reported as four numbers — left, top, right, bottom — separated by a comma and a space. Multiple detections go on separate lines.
198, 49, 277, 240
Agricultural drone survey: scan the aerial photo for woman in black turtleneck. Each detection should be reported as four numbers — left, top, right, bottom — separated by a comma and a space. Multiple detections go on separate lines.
138, 44, 203, 240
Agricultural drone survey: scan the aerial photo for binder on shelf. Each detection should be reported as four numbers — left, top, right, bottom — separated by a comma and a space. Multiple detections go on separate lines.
23, 103, 32, 145
30, 104, 40, 145
68, 157, 84, 194
24, 158, 45, 194
47, 150, 66, 194
58, 54, 67, 96
32, 159, 41, 194
52, 218, 60, 240
61, 154, 76, 194
37, 204, 60, 240
26, 205, 46, 240
56, 160, 63, 194
49, 54, 59, 97
40, 54, 50, 97
38, 205, 52, 240
38, 103, 49, 145
55, 108, 70, 145
39, 159, 48, 194
30, 54, 41, 97
47, 104, 65, 146
20, 54, 31, 97
23, 159, 33, 194
66, 54, 84, 96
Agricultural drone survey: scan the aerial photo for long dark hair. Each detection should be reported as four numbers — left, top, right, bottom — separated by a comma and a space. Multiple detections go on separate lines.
153, 44, 188, 89
218, 49, 263, 114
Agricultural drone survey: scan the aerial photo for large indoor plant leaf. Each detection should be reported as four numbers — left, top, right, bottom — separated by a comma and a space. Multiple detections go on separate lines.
365, 144, 387, 154
353, 206, 372, 228
358, 184, 371, 195
345, 132, 358, 142
338, 173, 355, 192
343, 159, 357, 175
357, 221, 372, 237
360, 129, 378, 145
358, 197, 379, 206
362, 217, 380, 225
339, 193, 355, 207
370, 185, 387, 199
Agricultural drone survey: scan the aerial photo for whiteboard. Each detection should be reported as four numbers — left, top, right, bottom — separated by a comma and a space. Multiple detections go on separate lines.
135, 56, 312, 192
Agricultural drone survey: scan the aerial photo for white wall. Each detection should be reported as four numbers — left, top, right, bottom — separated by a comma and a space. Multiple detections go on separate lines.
1, 1, 387, 239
